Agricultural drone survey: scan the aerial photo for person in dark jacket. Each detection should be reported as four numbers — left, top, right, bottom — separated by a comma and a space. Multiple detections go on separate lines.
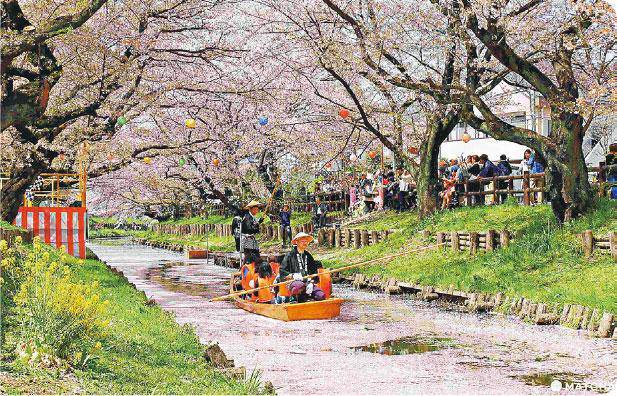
279, 232, 325, 302
240, 200, 264, 262
497, 154, 512, 203
279, 204, 292, 247
312, 197, 328, 230
466, 155, 483, 205
232, 208, 248, 252
478, 154, 499, 178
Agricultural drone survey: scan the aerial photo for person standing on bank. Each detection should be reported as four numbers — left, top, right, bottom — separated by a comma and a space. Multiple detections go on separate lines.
241, 200, 264, 263
313, 197, 328, 230
279, 204, 292, 247
279, 232, 326, 302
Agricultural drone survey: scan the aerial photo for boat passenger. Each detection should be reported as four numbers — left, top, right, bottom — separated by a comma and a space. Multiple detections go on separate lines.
279, 232, 326, 302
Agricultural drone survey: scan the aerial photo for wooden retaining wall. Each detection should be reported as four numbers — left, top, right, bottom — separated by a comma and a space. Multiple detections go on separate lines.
580, 230, 617, 260
316, 228, 393, 248
0, 226, 33, 247
340, 273, 616, 338
436, 230, 511, 254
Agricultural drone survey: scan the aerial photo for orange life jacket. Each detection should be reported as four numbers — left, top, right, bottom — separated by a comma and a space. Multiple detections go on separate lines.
240, 263, 258, 301
256, 262, 281, 302
317, 268, 332, 299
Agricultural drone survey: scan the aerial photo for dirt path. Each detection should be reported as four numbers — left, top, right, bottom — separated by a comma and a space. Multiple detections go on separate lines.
89, 241, 616, 395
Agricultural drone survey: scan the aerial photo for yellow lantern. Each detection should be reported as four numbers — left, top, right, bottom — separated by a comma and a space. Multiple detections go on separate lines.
212, 158, 220, 167
144, 157, 152, 164
462, 132, 471, 143
185, 118, 196, 129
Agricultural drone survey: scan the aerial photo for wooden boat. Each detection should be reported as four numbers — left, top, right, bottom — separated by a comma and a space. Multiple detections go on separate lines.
229, 272, 344, 321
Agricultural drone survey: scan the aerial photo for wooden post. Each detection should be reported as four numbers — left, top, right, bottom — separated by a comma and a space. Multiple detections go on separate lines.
353, 229, 361, 249
345, 229, 352, 247
451, 231, 460, 252
522, 171, 530, 206
371, 230, 379, 245
582, 230, 594, 258
469, 232, 479, 255
422, 230, 430, 242
598, 161, 606, 197
437, 232, 445, 247
361, 230, 369, 247
464, 180, 472, 206
508, 177, 514, 199
317, 228, 325, 245
500, 230, 511, 248
328, 228, 335, 247
335, 228, 342, 248
486, 230, 496, 251
492, 176, 498, 204
610, 232, 617, 261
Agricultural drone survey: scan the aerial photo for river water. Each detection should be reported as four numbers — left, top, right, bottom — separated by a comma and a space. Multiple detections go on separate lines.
88, 240, 616, 395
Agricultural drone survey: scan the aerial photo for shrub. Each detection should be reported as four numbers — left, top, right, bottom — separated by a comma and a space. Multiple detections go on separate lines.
12, 239, 109, 368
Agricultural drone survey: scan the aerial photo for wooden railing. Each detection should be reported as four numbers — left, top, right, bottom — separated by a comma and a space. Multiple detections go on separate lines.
454, 172, 546, 205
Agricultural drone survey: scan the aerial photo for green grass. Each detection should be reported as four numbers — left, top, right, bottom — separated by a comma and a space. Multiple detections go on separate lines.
321, 198, 617, 313
0, 246, 265, 394
0, 220, 23, 231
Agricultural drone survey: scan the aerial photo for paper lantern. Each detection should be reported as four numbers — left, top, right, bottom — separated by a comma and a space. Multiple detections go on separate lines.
107, 153, 114, 161
143, 157, 152, 165
339, 108, 350, 119
462, 132, 471, 143
350, 153, 358, 162
212, 158, 220, 167
58, 154, 66, 161
407, 146, 419, 155
117, 116, 127, 126
258, 116, 268, 126
325, 162, 332, 169
185, 118, 196, 129
368, 151, 377, 159
179, 158, 186, 166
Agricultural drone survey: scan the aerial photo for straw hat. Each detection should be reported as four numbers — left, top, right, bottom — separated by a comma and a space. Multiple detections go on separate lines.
244, 200, 264, 209
292, 232, 314, 245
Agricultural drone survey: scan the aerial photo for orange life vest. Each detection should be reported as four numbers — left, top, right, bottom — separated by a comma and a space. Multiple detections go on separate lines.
256, 275, 276, 302
317, 268, 332, 299
240, 263, 258, 301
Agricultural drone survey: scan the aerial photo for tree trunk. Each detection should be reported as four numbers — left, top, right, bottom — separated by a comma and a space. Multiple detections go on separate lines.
1, 167, 40, 222
417, 114, 459, 218
543, 113, 593, 223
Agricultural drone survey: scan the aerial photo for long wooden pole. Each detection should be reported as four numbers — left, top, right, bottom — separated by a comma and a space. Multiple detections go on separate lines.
262, 176, 281, 218
210, 243, 444, 302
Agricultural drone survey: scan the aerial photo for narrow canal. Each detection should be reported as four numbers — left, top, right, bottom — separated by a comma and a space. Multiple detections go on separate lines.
88, 240, 616, 395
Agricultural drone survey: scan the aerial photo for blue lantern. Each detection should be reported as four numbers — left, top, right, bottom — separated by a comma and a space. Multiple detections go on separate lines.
258, 116, 268, 126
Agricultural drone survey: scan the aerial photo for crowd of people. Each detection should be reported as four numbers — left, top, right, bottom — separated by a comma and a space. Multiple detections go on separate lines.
437, 150, 544, 209
349, 168, 417, 214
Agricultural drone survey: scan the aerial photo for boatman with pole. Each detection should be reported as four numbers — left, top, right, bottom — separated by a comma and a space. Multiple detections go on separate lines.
279, 232, 326, 302
240, 200, 264, 264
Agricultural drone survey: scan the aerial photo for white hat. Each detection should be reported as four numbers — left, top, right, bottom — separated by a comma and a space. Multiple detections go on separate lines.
292, 232, 314, 245
244, 200, 263, 209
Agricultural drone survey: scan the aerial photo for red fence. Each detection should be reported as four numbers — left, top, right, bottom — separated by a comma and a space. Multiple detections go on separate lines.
14, 207, 87, 258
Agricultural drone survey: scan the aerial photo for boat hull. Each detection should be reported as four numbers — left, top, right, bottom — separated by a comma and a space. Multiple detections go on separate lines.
234, 298, 344, 321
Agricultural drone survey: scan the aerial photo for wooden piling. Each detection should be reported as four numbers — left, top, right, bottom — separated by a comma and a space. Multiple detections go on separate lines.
500, 230, 510, 248
582, 230, 594, 257
610, 232, 617, 261
451, 231, 460, 252
469, 232, 479, 255
361, 230, 369, 247
486, 230, 495, 251
353, 229, 361, 249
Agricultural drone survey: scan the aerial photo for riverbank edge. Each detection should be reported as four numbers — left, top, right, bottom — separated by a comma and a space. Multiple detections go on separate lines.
114, 236, 617, 339
86, 246, 275, 392
0, 237, 271, 394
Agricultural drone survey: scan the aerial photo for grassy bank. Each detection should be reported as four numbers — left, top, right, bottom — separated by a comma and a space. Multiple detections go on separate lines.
320, 198, 617, 313
0, 240, 264, 394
